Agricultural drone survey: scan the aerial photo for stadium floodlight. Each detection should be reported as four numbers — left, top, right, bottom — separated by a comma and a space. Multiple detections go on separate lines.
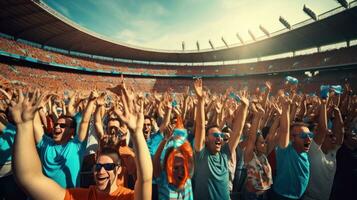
196, 41, 200, 51
209, 40, 215, 49
236, 33, 244, 44
259, 25, 270, 37
279, 16, 291, 29
182, 41, 185, 51
337, 0, 348, 8
303, 5, 317, 21
248, 30, 256, 41
221, 37, 229, 48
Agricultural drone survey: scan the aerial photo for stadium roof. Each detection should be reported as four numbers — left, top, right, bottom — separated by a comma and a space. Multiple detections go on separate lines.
1, 0, 357, 63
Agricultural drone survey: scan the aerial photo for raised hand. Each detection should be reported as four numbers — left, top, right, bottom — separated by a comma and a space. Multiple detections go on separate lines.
265, 81, 272, 92
237, 90, 249, 106
96, 92, 106, 106
117, 93, 144, 132
193, 78, 204, 99
9, 89, 44, 124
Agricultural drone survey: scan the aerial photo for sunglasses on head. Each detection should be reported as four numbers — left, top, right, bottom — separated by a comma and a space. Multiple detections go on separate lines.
212, 132, 225, 138
94, 163, 117, 172
296, 132, 314, 139
55, 123, 67, 129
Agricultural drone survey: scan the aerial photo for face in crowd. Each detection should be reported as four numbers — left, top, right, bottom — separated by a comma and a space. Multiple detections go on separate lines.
206, 126, 224, 154
255, 133, 267, 154
291, 124, 313, 153
107, 119, 128, 144
172, 152, 185, 185
143, 117, 152, 140
94, 152, 120, 193
52, 117, 74, 144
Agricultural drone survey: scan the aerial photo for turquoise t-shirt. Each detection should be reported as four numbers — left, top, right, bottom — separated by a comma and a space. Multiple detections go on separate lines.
157, 172, 193, 200
193, 144, 231, 200
37, 135, 85, 188
0, 123, 16, 165
147, 131, 164, 157
273, 143, 310, 199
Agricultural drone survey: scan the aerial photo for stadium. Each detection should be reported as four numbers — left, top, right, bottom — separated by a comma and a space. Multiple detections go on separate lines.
0, 0, 357, 200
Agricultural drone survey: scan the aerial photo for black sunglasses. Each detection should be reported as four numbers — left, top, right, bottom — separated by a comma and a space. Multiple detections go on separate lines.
55, 123, 67, 129
94, 163, 117, 172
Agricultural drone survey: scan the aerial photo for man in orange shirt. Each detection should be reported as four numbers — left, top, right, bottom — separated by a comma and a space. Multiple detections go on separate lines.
10, 89, 152, 200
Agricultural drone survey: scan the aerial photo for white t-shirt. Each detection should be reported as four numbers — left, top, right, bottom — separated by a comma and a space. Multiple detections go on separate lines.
304, 140, 339, 200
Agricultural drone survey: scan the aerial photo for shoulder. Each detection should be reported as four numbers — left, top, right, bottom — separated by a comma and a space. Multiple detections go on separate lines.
65, 187, 90, 200
115, 186, 134, 199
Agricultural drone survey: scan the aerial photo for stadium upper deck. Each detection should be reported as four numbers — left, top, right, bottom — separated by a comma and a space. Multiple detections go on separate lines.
1, 0, 357, 63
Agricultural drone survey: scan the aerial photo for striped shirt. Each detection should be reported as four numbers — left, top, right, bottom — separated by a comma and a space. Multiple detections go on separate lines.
157, 172, 193, 200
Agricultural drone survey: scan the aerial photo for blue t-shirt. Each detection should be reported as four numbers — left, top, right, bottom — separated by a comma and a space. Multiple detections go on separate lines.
194, 144, 231, 200
0, 123, 16, 165
37, 135, 85, 188
147, 131, 164, 157
157, 172, 193, 200
273, 143, 310, 199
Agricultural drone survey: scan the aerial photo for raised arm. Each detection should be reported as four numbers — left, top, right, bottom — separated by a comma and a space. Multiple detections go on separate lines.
11, 89, 65, 200
77, 90, 98, 142
332, 106, 344, 145
229, 90, 249, 154
277, 97, 291, 148
244, 103, 264, 164
193, 78, 205, 152
314, 99, 328, 146
94, 93, 106, 139
159, 96, 172, 134
116, 89, 152, 200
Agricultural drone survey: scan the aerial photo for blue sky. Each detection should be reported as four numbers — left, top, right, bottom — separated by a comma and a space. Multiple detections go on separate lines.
42, 0, 349, 50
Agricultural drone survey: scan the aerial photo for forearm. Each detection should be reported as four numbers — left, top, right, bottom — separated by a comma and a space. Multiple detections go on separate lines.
315, 103, 328, 145
159, 107, 172, 133
132, 129, 152, 187
230, 104, 248, 151
14, 122, 43, 184
194, 99, 205, 151
94, 105, 105, 139
333, 109, 344, 145
78, 100, 95, 141
244, 114, 261, 163
278, 104, 290, 148
33, 111, 45, 144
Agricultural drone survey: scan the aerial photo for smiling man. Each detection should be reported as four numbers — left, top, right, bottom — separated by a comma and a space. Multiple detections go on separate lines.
33, 91, 98, 188
192, 79, 249, 200
11, 89, 152, 200
270, 95, 312, 200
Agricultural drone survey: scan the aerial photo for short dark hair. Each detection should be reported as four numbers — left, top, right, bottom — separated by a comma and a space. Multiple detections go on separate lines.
58, 115, 75, 128
205, 124, 220, 136
98, 146, 121, 166
290, 121, 309, 129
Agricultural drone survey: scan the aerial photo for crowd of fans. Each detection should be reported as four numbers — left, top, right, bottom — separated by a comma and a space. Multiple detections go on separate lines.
1, 37, 357, 76
0, 72, 356, 200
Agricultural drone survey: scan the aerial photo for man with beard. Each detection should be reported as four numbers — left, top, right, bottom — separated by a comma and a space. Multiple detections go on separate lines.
270, 97, 313, 200
193, 79, 249, 200
11, 89, 152, 200
304, 100, 344, 200
33, 91, 98, 188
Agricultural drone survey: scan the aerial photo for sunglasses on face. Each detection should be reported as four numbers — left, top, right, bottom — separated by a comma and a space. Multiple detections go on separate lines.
296, 132, 314, 139
144, 123, 151, 126
55, 123, 67, 129
212, 132, 225, 138
94, 163, 117, 172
